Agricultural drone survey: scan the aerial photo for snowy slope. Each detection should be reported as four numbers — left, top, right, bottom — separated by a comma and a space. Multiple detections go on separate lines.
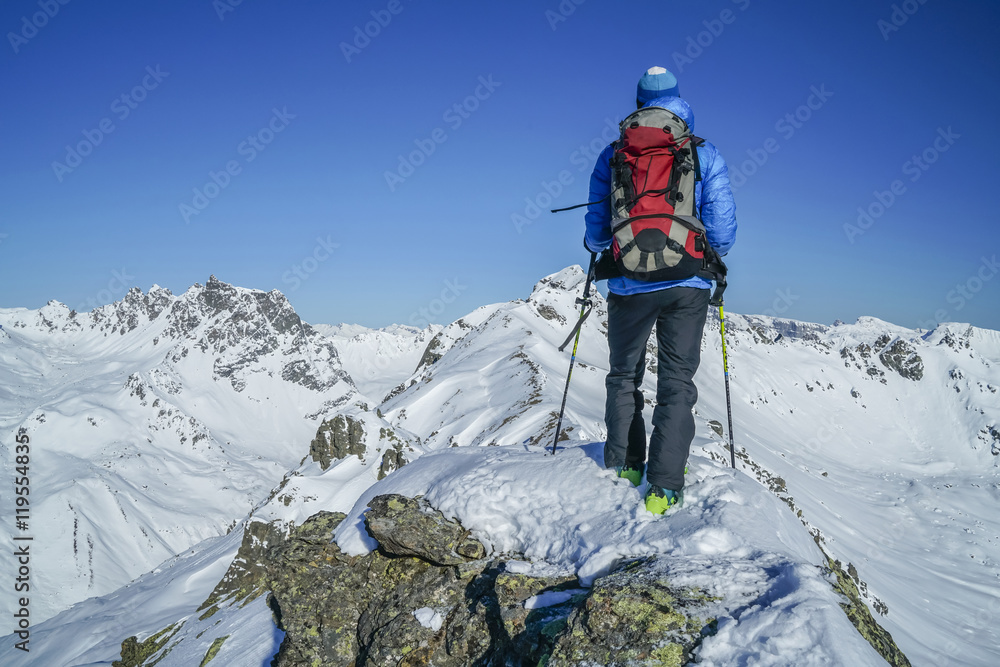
313, 322, 443, 402
379, 269, 609, 451
0, 528, 281, 667
1, 266, 998, 666
692, 313, 1000, 666
0, 277, 356, 623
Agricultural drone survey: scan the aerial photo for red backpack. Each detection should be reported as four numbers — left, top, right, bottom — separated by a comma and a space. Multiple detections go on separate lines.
608, 105, 708, 282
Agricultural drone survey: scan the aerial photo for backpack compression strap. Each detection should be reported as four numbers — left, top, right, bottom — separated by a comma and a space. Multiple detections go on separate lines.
551, 191, 611, 213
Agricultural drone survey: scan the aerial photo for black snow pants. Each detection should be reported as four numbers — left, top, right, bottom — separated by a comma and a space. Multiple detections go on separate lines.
603, 286, 709, 492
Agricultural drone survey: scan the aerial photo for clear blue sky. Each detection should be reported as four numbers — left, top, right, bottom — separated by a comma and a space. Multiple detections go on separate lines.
2, 0, 998, 330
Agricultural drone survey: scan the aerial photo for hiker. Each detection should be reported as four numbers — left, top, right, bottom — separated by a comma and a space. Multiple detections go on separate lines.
584, 66, 737, 514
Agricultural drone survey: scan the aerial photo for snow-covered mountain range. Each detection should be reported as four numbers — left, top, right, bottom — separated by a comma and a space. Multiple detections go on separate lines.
0, 277, 357, 623
1, 268, 998, 665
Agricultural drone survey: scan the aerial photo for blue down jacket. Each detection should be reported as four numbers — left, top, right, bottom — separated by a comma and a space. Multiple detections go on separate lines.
584, 96, 737, 295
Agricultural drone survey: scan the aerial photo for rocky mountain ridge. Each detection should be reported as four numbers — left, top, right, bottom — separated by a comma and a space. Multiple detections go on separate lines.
0, 277, 356, 622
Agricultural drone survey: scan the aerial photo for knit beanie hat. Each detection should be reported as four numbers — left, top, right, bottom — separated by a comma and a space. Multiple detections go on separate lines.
636, 66, 679, 106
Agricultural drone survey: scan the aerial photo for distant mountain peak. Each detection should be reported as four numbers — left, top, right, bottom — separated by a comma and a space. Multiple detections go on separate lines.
531, 264, 587, 297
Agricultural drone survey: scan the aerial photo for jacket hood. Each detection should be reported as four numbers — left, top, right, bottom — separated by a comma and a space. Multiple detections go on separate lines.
642, 96, 695, 133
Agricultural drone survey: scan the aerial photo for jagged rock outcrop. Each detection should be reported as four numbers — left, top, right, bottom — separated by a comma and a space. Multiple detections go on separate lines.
264, 499, 578, 666
841, 334, 924, 383
415, 333, 448, 372
876, 336, 924, 381
309, 414, 367, 469
263, 495, 723, 666
979, 425, 1000, 455
378, 443, 406, 479
112, 624, 182, 667
198, 519, 286, 615
549, 556, 719, 666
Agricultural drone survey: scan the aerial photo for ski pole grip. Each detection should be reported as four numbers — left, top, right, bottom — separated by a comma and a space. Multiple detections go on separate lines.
709, 279, 726, 307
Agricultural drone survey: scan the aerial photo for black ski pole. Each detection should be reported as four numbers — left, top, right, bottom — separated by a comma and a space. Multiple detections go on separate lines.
716, 298, 737, 469
551, 253, 596, 455
704, 252, 735, 468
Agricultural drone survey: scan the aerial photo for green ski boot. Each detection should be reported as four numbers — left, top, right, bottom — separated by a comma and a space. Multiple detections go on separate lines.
615, 464, 645, 487
645, 485, 682, 515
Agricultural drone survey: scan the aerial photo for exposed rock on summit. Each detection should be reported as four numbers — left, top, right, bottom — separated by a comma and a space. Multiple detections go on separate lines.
365, 494, 486, 565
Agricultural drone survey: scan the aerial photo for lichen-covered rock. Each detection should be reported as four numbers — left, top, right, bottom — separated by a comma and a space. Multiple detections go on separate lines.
265, 504, 497, 667
112, 623, 183, 667
356, 555, 485, 666
199, 519, 286, 614
493, 570, 582, 661
197, 635, 229, 666
309, 414, 366, 469
265, 499, 583, 667
825, 556, 912, 667
267, 511, 361, 666
365, 494, 485, 565
548, 556, 719, 667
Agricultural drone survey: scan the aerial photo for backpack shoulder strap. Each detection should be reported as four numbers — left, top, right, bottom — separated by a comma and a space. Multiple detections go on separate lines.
691, 136, 705, 182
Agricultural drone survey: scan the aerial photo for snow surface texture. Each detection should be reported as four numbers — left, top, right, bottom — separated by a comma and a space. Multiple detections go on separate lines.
1, 266, 998, 666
